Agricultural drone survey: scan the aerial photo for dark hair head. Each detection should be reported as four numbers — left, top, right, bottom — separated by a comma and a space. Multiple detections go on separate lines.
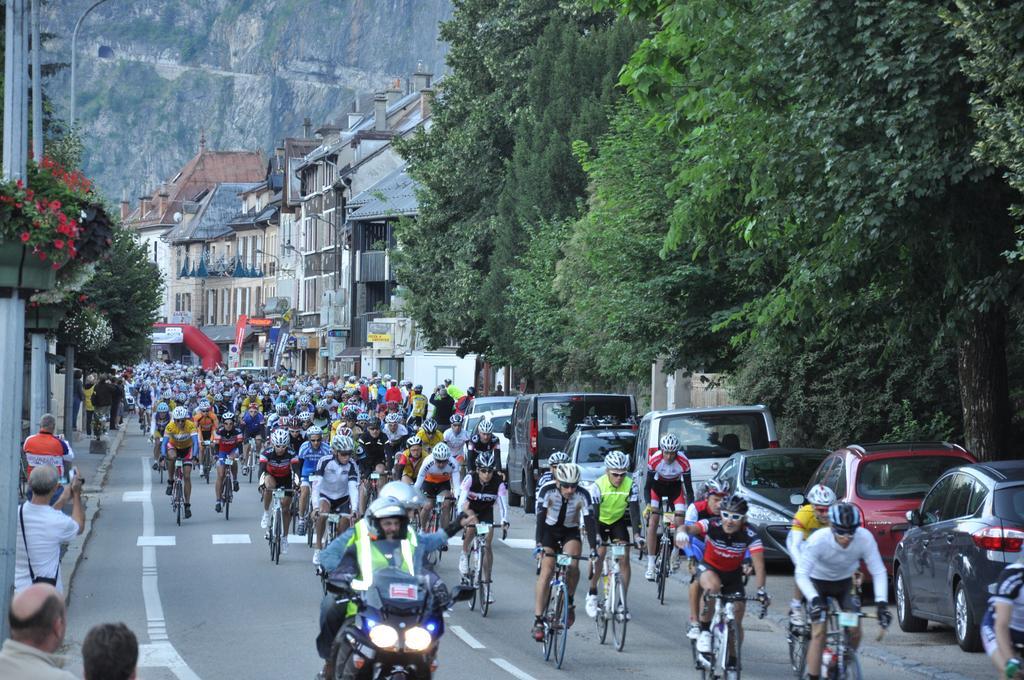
83, 622, 138, 680
9, 592, 63, 646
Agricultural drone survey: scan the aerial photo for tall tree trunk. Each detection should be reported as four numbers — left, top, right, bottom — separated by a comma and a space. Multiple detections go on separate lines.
957, 306, 1011, 461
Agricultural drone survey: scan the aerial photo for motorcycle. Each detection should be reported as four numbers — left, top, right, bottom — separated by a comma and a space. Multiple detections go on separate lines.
328, 567, 474, 680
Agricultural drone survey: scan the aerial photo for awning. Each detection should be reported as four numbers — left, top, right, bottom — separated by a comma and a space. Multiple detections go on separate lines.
201, 324, 255, 344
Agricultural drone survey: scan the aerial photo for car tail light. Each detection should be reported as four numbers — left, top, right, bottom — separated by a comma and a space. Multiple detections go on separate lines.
972, 526, 1024, 552
528, 419, 537, 456
769, 440, 780, 448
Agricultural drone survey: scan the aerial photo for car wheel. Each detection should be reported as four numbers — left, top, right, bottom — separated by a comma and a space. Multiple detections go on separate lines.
508, 467, 522, 507
895, 567, 928, 633
523, 469, 535, 514
954, 580, 981, 652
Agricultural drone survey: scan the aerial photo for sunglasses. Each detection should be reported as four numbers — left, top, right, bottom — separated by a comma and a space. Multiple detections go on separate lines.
831, 527, 856, 537
478, 468, 495, 474
559, 483, 578, 490
813, 505, 830, 513
608, 472, 626, 478
720, 511, 745, 521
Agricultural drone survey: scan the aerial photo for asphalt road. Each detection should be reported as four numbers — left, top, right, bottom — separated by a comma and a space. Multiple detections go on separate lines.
58, 430, 993, 679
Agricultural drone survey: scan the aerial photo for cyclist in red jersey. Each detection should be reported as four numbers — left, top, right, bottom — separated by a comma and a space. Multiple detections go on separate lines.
644, 433, 695, 580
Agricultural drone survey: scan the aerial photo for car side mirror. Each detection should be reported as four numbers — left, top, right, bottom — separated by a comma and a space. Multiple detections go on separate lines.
503, 422, 512, 439
906, 509, 921, 526
789, 494, 804, 506
451, 584, 475, 603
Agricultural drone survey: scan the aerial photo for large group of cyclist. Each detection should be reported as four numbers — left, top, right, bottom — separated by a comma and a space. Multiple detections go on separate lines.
121, 360, 1023, 680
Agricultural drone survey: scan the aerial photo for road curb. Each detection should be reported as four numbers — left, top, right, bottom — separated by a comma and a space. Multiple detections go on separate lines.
62, 427, 127, 599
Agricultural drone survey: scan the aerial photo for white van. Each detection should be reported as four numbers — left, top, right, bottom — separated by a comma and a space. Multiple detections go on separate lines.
633, 405, 779, 494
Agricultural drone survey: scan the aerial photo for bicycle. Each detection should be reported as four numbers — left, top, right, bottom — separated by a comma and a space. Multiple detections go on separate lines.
266, 488, 293, 565
304, 475, 322, 548
422, 494, 451, 566
464, 523, 505, 617
218, 458, 234, 521
541, 552, 588, 669
242, 437, 261, 483
170, 459, 186, 526
200, 440, 214, 483
652, 496, 676, 604
691, 591, 767, 680
155, 456, 166, 485
138, 405, 151, 433
813, 598, 870, 680
595, 542, 629, 651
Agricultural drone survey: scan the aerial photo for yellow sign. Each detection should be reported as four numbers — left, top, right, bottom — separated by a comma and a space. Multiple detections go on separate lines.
368, 333, 392, 343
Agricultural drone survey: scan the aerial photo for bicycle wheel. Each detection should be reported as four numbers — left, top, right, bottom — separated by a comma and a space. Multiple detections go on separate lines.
556, 581, 571, 669
657, 541, 670, 604
841, 651, 862, 680
306, 512, 315, 548
612, 574, 627, 652
480, 578, 491, 618
468, 548, 479, 611
158, 461, 164, 485
543, 584, 561, 661
203, 449, 212, 483
174, 482, 183, 526
597, 574, 610, 644
788, 625, 807, 678
247, 452, 255, 483
223, 476, 232, 521
273, 508, 283, 564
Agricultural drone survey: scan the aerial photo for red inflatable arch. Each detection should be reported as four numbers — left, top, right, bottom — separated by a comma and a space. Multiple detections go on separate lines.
153, 323, 222, 370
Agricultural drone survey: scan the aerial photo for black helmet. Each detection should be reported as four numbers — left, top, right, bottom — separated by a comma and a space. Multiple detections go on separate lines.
720, 494, 749, 516
828, 503, 861, 533
466, 386, 476, 396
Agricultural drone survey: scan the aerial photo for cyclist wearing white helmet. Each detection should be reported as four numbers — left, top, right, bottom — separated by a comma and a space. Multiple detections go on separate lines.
394, 435, 426, 484
537, 450, 571, 492
585, 450, 642, 619
211, 412, 244, 514
416, 418, 444, 455
161, 406, 201, 518
311, 435, 361, 566
466, 418, 500, 473
193, 399, 218, 444
413, 441, 461, 529
456, 450, 508, 598
259, 428, 301, 545
532, 462, 598, 642
297, 425, 332, 536
644, 432, 695, 580
786, 483, 836, 626
442, 413, 471, 466
681, 478, 733, 639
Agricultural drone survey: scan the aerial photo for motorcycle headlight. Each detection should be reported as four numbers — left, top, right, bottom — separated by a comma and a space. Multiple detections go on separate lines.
745, 503, 790, 524
368, 624, 399, 649
404, 625, 433, 652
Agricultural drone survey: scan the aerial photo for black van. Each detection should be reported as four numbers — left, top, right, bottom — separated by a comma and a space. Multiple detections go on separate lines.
504, 393, 637, 513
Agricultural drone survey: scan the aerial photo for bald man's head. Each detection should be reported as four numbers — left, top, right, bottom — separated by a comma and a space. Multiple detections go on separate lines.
9, 583, 66, 651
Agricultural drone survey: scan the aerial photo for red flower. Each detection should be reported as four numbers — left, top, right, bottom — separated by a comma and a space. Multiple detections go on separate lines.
49, 200, 61, 211
51, 262, 61, 270
15, 179, 23, 189
37, 251, 46, 261
78, 294, 87, 302
19, 231, 29, 242
53, 239, 64, 249
25, 189, 33, 200
15, 202, 22, 208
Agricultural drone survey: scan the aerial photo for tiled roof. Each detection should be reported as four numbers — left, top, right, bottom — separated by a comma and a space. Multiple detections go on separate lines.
127, 149, 265, 228
347, 166, 419, 221
165, 182, 260, 243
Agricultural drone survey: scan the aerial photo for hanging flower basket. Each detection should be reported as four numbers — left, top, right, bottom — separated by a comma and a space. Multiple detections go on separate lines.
25, 302, 67, 331
0, 242, 56, 291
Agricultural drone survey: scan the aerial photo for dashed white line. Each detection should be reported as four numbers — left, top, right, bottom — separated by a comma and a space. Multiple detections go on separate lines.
137, 535, 176, 546
211, 534, 251, 544
450, 624, 485, 649
500, 538, 536, 550
491, 657, 538, 680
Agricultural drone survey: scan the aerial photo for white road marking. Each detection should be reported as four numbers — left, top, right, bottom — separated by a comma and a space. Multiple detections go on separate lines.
501, 538, 536, 550
491, 658, 538, 680
450, 625, 485, 649
212, 534, 251, 544
287, 534, 310, 544
137, 536, 176, 546
123, 491, 149, 502
448, 536, 463, 546
130, 457, 202, 680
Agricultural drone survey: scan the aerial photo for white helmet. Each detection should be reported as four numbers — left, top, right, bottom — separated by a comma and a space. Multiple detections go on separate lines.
604, 450, 629, 471
554, 462, 582, 486
332, 435, 355, 453
659, 433, 681, 453
477, 419, 494, 434
306, 425, 323, 438
431, 442, 451, 462
171, 406, 188, 420
270, 429, 290, 447
806, 484, 837, 507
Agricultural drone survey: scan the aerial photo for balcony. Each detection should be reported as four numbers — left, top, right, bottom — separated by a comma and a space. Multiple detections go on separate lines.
357, 250, 388, 283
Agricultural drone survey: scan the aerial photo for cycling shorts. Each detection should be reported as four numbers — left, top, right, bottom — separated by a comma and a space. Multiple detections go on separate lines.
540, 525, 582, 552
598, 516, 631, 544
319, 495, 352, 515
167, 446, 194, 463
359, 458, 383, 479
263, 472, 294, 490
469, 505, 495, 525
199, 430, 214, 444
809, 577, 859, 620
697, 562, 745, 597
648, 479, 686, 513
981, 608, 1024, 657
300, 460, 321, 482
421, 479, 452, 499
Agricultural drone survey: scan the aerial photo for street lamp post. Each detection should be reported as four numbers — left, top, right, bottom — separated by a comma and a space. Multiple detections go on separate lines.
69, 0, 113, 129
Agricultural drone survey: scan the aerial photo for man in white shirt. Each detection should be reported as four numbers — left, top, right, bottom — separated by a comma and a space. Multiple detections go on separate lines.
15, 465, 84, 594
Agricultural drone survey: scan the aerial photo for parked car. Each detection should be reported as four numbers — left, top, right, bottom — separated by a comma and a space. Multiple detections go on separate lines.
564, 420, 637, 486
633, 405, 779, 506
505, 393, 637, 513
466, 396, 516, 416
466, 408, 512, 469
705, 448, 831, 562
892, 460, 1024, 651
801, 442, 977, 576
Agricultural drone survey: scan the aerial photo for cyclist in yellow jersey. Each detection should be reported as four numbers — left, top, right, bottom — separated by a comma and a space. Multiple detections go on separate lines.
416, 418, 443, 454
786, 484, 836, 625
162, 406, 201, 518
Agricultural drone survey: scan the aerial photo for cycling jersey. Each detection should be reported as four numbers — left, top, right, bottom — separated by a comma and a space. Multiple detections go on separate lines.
791, 504, 827, 539
163, 420, 200, 451
358, 431, 388, 466
260, 448, 298, 478
383, 423, 408, 445
240, 396, 263, 413
213, 427, 243, 457
409, 394, 428, 418
646, 449, 695, 511
683, 499, 718, 560
795, 526, 887, 604
465, 434, 499, 471
414, 455, 461, 489
240, 411, 265, 437
457, 472, 508, 524
694, 518, 762, 573
535, 485, 597, 547
442, 427, 471, 461
396, 450, 425, 480
151, 411, 171, 437
990, 562, 1024, 631
415, 428, 443, 453
315, 455, 360, 501
298, 441, 332, 477
194, 411, 218, 437
590, 474, 638, 526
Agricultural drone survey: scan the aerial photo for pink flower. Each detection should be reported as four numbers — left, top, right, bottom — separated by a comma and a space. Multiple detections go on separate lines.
37, 251, 46, 261
49, 200, 61, 211
19, 231, 29, 242
53, 239, 64, 249
51, 262, 61, 270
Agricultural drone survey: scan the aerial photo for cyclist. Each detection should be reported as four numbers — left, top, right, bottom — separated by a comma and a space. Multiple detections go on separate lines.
356, 418, 388, 515
416, 417, 444, 455
161, 406, 200, 519
533, 462, 597, 641
297, 425, 332, 534
266, 402, 289, 432
394, 436, 426, 484
786, 484, 836, 626
680, 478, 730, 639
193, 400, 219, 474
240, 402, 265, 462
287, 416, 307, 452
585, 450, 642, 619
443, 414, 471, 467
413, 441, 461, 529
382, 412, 408, 462
644, 433, 695, 581
136, 379, 154, 431
982, 555, 1024, 680
312, 434, 361, 567
211, 412, 243, 513
457, 450, 509, 589
536, 451, 570, 491
678, 494, 769, 670
466, 418, 500, 473
259, 428, 301, 552
407, 384, 428, 428
795, 503, 890, 680
241, 387, 262, 413
150, 402, 172, 470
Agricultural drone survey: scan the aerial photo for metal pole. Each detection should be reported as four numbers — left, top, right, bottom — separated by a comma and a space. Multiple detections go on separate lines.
20, 5, 29, 172
69, 0, 113, 129
0, 292, 26, 642
30, 0, 41, 161
64, 345, 75, 436
30, 333, 46, 430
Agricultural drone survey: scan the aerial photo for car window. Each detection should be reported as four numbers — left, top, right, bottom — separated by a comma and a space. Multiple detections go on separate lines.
807, 456, 836, 492
575, 433, 636, 464
921, 475, 955, 525
994, 485, 1024, 522
658, 412, 770, 461
718, 459, 739, 491
636, 418, 650, 463
540, 401, 572, 439
856, 456, 966, 501
824, 459, 846, 498
466, 415, 483, 433
490, 415, 510, 432
942, 473, 974, 520
742, 453, 829, 490
966, 478, 988, 517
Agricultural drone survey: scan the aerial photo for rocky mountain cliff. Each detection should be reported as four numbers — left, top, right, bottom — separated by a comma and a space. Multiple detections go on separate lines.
42, 0, 452, 202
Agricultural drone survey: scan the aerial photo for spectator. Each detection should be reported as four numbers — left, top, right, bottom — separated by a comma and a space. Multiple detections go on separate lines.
455, 386, 476, 416
82, 623, 138, 680
0, 583, 77, 679
82, 375, 95, 436
429, 385, 455, 426
91, 375, 114, 439
72, 370, 85, 432
23, 414, 74, 510
15, 465, 84, 595
109, 377, 125, 431
494, 382, 505, 396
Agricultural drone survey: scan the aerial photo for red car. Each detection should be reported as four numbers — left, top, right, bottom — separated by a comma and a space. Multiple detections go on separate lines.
801, 442, 976, 575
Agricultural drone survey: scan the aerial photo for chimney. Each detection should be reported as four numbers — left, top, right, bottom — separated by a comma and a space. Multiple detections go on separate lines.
120, 188, 129, 221
386, 79, 403, 107
274, 146, 285, 172
198, 129, 206, 153
139, 195, 151, 217
373, 92, 388, 132
157, 190, 169, 216
412, 61, 432, 91
302, 117, 312, 138
420, 87, 434, 119
315, 122, 342, 143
